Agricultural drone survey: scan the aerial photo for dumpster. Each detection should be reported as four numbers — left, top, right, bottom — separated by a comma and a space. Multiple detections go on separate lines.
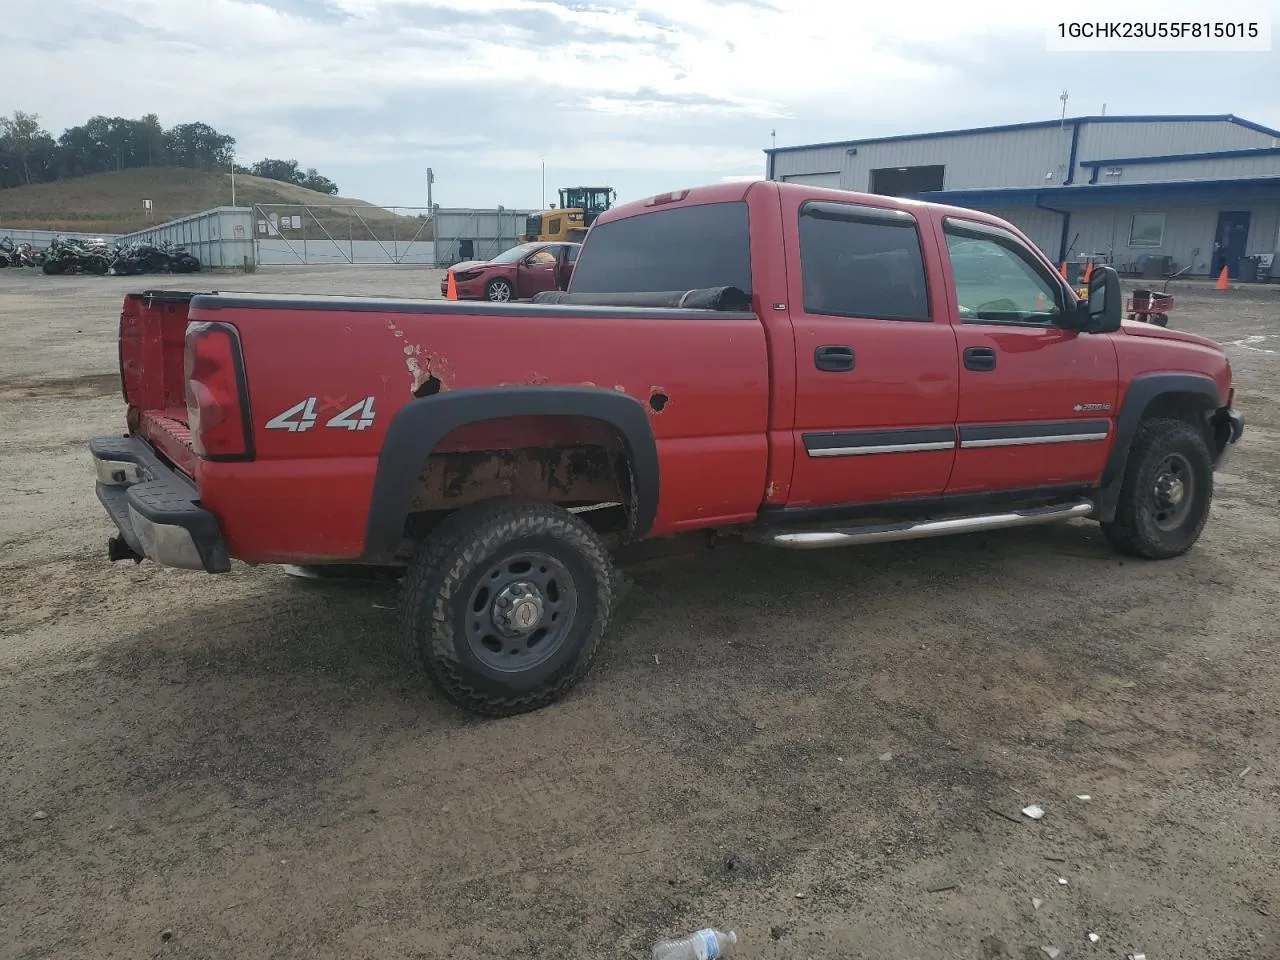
1238, 255, 1261, 282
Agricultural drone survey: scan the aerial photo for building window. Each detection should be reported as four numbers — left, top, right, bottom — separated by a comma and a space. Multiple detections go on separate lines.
1128, 213, 1165, 248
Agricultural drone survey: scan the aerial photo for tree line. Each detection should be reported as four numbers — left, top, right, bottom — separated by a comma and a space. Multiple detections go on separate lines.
0, 111, 339, 195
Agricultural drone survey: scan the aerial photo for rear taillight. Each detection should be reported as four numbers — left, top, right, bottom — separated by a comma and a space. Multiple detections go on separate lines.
184, 321, 253, 460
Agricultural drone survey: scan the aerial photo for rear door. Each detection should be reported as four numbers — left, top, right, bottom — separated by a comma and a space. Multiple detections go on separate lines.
937, 216, 1119, 494
783, 198, 960, 508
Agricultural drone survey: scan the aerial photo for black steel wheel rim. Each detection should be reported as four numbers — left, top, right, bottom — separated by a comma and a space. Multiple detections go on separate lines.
464, 550, 579, 672
1151, 452, 1194, 531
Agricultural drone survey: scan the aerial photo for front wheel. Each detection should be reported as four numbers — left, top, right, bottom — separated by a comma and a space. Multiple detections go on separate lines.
485, 277, 513, 302
1101, 417, 1213, 559
400, 499, 616, 716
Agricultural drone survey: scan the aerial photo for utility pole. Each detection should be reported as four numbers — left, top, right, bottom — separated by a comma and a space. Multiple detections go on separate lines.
771, 129, 776, 150
426, 167, 435, 213
541, 159, 546, 210
231, 159, 236, 206
1059, 89, 1070, 123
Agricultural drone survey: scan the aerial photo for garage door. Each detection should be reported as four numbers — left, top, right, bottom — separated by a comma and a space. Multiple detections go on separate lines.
781, 172, 843, 188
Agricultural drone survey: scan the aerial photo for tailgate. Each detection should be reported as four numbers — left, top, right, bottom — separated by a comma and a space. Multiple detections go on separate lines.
119, 290, 205, 477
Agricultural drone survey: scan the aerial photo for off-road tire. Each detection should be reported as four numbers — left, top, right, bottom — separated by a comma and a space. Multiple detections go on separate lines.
1101, 417, 1213, 559
400, 499, 616, 717
485, 278, 513, 302
42, 260, 65, 275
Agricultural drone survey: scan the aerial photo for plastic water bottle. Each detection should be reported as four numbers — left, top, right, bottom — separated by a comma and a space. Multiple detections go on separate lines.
652, 928, 738, 960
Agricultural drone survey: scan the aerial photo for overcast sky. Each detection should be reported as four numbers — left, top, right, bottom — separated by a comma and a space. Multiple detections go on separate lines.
8, 0, 1279, 209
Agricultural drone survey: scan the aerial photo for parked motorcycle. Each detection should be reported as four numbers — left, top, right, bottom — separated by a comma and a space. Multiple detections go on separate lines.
42, 237, 111, 275
107, 240, 202, 276
0, 237, 37, 268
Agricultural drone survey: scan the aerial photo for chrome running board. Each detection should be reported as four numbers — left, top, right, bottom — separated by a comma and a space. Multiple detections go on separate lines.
755, 499, 1095, 550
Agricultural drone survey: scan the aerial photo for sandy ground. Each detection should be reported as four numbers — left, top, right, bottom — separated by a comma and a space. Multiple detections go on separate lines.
2, 266, 1279, 960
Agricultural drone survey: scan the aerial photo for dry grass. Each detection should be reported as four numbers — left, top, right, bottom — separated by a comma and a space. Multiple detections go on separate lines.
0, 168, 432, 240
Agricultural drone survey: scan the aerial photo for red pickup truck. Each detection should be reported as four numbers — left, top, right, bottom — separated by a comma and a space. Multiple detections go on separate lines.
92, 181, 1243, 716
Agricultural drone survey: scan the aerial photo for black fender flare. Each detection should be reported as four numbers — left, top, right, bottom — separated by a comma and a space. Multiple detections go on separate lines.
1096, 373, 1222, 521
361, 386, 660, 562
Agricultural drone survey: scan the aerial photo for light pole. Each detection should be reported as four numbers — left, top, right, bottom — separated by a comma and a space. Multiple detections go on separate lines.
540, 158, 546, 210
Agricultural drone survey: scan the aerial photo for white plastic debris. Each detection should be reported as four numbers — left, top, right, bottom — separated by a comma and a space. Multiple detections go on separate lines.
1076, 794, 1092, 801
1032, 898, 1044, 909
878, 752, 893, 762
1240, 766, 1252, 778
1042, 947, 1061, 959
1057, 877, 1069, 886
1127, 954, 1147, 960
1022, 804, 1045, 820
1089, 932, 1101, 943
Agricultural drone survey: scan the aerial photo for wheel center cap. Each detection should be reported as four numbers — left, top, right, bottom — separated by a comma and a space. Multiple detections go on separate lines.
1166, 478, 1185, 506
492, 582, 544, 637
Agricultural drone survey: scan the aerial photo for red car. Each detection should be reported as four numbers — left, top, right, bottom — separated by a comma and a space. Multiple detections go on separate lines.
440, 242, 580, 301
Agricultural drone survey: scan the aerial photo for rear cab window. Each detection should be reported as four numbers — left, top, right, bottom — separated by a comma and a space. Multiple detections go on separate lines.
568, 201, 752, 295
797, 201, 931, 321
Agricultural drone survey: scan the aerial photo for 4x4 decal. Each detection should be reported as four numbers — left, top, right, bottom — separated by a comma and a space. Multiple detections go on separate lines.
265, 397, 377, 432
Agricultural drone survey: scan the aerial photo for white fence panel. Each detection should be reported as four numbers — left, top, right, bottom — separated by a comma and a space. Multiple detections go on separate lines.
0, 226, 122, 246
117, 207, 255, 269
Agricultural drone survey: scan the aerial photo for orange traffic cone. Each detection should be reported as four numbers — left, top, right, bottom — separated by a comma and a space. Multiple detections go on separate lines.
446, 269, 458, 301
1083, 260, 1094, 284
1059, 261, 1068, 280
1215, 265, 1230, 291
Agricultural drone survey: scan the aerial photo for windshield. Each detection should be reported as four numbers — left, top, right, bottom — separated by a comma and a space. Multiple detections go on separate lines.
489, 242, 540, 264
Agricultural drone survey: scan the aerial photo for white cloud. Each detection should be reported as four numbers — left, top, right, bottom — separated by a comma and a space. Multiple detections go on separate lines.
6, 0, 1280, 206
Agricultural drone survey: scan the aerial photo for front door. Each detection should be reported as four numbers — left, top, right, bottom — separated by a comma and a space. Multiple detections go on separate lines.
1212, 211, 1251, 278
784, 198, 959, 509
516, 247, 561, 298
938, 216, 1119, 494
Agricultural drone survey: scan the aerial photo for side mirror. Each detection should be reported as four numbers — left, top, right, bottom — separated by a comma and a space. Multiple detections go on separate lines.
1074, 265, 1122, 333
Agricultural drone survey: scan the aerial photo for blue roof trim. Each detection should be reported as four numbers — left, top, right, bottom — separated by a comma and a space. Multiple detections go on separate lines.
1080, 147, 1280, 167
912, 176, 1280, 209
765, 113, 1280, 156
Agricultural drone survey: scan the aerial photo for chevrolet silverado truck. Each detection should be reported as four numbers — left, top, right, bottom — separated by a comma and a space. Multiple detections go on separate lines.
91, 181, 1243, 716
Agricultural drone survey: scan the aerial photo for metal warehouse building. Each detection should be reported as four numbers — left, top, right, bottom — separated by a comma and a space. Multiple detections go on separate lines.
766, 114, 1280, 280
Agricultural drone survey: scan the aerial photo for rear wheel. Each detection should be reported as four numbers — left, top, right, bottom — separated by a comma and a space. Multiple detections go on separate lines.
42, 260, 65, 275
400, 499, 616, 716
1152, 312, 1169, 327
1101, 417, 1213, 559
485, 278, 513, 302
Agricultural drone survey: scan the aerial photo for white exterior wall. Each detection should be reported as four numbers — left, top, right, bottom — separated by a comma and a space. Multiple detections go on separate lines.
770, 117, 1280, 194
772, 126, 1074, 191
841, 126, 1074, 191
1076, 119, 1278, 162
1049, 203, 1280, 275
1099, 154, 1280, 183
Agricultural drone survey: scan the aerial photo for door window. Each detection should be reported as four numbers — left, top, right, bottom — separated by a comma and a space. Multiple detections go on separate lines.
798, 202, 931, 321
943, 221, 1064, 325
526, 249, 557, 265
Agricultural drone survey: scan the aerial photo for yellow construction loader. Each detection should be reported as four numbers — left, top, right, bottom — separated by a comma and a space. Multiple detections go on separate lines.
520, 186, 616, 244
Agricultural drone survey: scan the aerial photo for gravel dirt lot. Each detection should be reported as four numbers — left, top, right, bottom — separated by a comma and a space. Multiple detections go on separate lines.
2, 267, 1278, 960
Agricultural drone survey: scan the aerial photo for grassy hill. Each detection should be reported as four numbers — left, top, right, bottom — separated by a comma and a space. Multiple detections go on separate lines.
0, 168, 432, 240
